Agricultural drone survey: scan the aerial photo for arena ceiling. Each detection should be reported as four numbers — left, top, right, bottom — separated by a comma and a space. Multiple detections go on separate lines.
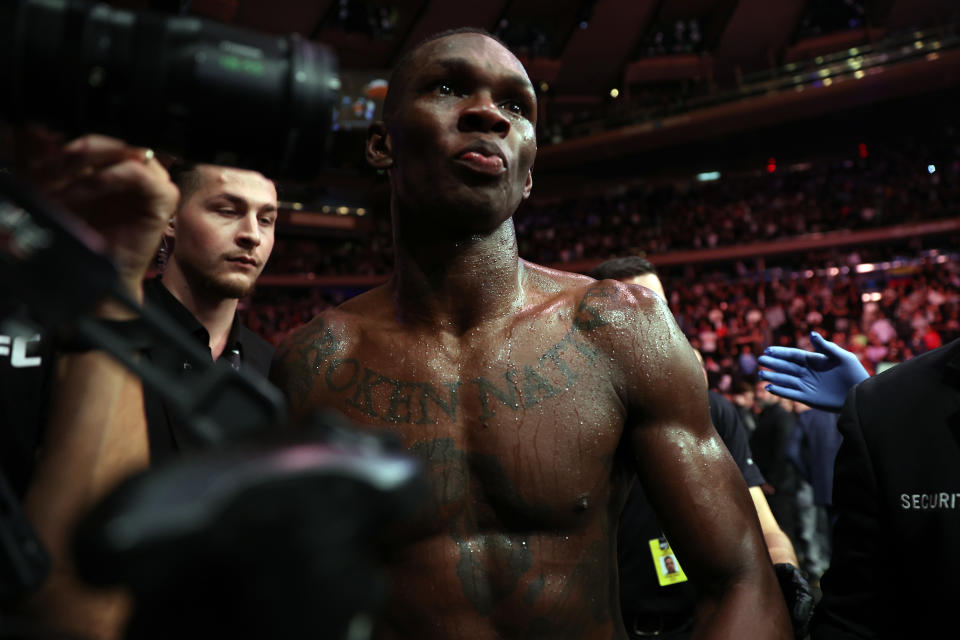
126, 0, 957, 99
108, 0, 960, 189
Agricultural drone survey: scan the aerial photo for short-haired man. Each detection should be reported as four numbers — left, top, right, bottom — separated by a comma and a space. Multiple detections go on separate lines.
664, 555, 678, 574
6, 134, 278, 639
271, 30, 790, 639
3, 149, 279, 479
142, 161, 278, 456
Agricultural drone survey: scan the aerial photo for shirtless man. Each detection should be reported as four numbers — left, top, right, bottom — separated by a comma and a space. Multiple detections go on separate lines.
270, 29, 790, 640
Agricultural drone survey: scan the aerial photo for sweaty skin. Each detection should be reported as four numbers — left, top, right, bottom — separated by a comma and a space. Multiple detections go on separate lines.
271, 32, 789, 640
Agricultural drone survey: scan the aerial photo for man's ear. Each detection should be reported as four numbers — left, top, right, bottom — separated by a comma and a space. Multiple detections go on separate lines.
366, 121, 394, 170
163, 216, 176, 240
521, 168, 533, 200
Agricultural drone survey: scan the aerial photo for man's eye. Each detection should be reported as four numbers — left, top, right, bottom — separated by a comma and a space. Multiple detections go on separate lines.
435, 81, 456, 95
259, 216, 276, 226
502, 101, 526, 116
217, 208, 236, 215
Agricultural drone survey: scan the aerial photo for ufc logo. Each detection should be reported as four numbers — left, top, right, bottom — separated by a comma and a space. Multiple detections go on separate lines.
0, 334, 42, 368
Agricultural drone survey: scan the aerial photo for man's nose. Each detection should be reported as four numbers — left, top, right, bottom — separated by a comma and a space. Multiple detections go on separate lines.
458, 92, 510, 136
236, 213, 262, 248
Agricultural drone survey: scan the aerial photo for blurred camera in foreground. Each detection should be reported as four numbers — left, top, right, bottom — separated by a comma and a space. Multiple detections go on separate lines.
1, 0, 340, 181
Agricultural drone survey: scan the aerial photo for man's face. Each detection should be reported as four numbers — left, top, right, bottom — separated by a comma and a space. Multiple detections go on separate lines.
380, 33, 537, 232
734, 389, 754, 408
168, 165, 277, 299
755, 381, 777, 408
622, 273, 666, 300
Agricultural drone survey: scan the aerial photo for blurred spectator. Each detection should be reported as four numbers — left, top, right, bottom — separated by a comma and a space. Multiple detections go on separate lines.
247, 130, 960, 375
788, 404, 842, 585
515, 135, 960, 263
751, 381, 803, 556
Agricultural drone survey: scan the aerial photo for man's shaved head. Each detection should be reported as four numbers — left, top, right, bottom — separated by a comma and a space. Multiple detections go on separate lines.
367, 27, 538, 231
383, 27, 513, 121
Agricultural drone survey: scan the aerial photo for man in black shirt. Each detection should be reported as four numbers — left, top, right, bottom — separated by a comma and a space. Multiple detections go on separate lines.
139, 162, 277, 459
3, 134, 278, 639
0, 156, 278, 475
751, 381, 803, 560
1, 156, 278, 486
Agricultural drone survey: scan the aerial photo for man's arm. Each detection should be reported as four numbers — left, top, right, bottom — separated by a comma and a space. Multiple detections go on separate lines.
17, 133, 179, 639
749, 487, 799, 566
268, 313, 336, 424
712, 391, 811, 638
710, 392, 799, 566
22, 350, 147, 639
612, 284, 791, 639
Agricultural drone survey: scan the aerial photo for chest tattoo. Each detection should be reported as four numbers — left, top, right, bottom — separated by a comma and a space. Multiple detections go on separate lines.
295, 288, 615, 426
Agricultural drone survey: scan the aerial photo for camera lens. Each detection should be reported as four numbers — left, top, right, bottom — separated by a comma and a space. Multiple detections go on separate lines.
1, 0, 340, 181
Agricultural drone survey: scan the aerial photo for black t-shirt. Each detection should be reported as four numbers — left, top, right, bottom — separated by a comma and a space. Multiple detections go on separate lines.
617, 390, 765, 621
140, 279, 274, 461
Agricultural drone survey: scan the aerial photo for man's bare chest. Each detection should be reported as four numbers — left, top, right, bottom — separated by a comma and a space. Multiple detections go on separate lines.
299, 317, 627, 526
308, 317, 619, 425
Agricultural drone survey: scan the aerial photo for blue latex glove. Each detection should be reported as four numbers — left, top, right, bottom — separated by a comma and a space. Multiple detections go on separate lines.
757, 332, 870, 413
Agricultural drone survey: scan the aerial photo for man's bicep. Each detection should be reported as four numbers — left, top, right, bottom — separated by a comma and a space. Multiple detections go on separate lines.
629, 415, 761, 591
624, 329, 761, 590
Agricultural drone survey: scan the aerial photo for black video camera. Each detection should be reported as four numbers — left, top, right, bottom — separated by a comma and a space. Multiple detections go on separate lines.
0, 0, 340, 181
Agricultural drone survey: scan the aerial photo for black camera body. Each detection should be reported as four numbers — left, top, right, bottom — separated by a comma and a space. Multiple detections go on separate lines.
1, 0, 340, 180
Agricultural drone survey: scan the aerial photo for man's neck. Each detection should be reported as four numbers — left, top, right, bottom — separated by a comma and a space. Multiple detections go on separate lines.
160, 262, 239, 361
390, 215, 525, 334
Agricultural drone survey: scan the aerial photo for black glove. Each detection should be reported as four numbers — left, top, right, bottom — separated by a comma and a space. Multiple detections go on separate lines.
774, 563, 815, 639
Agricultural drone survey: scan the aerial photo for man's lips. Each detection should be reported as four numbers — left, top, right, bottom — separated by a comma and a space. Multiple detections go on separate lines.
457, 151, 504, 173
454, 142, 506, 175
226, 255, 258, 268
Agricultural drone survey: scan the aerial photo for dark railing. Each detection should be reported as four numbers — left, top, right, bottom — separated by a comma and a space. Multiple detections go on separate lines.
553, 24, 959, 142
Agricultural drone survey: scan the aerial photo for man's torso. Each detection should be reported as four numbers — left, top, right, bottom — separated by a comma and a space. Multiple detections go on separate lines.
275, 269, 646, 639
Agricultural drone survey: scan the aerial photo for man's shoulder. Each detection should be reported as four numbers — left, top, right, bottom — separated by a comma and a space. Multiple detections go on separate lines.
522, 263, 697, 405
857, 338, 960, 401
273, 288, 391, 359
521, 261, 666, 325
841, 340, 960, 457
275, 307, 358, 353
334, 285, 394, 320
521, 267, 680, 381
573, 276, 675, 350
